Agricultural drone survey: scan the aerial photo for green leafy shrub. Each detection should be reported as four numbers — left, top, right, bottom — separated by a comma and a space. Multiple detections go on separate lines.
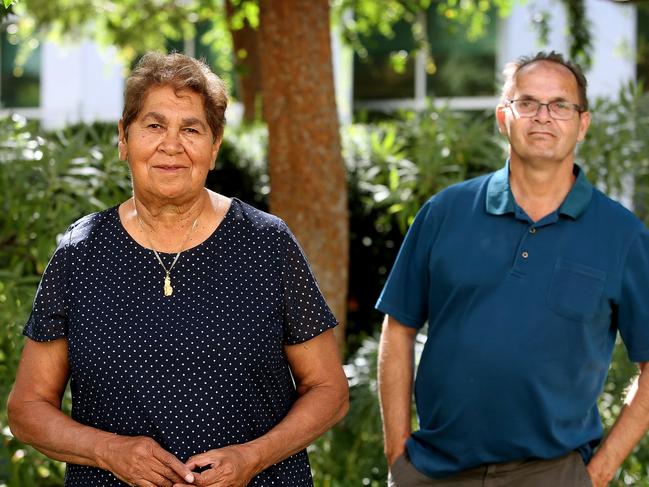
344, 106, 503, 349
309, 336, 385, 487
0, 116, 129, 486
2, 83, 649, 486
0, 117, 270, 486
579, 82, 649, 225
318, 87, 649, 487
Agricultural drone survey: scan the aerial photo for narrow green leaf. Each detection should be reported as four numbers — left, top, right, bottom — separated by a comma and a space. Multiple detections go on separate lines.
388, 167, 399, 192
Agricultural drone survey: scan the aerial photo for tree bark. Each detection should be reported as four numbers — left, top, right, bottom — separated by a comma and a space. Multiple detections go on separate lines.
259, 0, 348, 349
226, 0, 262, 122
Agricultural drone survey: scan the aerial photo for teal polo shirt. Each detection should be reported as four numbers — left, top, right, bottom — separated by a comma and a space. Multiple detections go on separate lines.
376, 162, 649, 479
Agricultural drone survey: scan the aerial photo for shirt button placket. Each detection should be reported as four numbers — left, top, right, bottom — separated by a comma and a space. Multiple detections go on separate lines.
522, 226, 537, 259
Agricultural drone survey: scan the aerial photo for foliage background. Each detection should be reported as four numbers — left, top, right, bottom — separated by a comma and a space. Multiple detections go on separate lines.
1, 88, 649, 486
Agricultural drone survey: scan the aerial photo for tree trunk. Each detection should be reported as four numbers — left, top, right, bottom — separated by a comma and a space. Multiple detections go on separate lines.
226, 0, 262, 122
259, 0, 348, 350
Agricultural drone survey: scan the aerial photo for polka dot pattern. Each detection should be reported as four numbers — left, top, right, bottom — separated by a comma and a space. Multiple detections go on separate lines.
24, 198, 337, 486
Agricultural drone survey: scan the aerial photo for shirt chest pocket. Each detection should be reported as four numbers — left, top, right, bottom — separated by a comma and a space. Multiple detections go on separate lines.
546, 259, 607, 323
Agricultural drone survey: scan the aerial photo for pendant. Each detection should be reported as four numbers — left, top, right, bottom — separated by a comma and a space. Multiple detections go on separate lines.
163, 273, 173, 297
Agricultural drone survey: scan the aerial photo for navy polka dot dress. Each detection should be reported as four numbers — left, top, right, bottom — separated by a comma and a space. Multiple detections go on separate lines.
24, 198, 338, 486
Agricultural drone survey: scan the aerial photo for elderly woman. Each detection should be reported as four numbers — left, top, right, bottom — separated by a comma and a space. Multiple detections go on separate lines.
8, 52, 348, 487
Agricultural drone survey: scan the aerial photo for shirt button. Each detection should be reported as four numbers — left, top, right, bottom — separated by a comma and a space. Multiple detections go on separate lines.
522, 251, 529, 259
529, 227, 536, 234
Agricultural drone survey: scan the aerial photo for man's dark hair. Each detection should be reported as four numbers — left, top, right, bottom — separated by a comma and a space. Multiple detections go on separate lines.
500, 51, 588, 111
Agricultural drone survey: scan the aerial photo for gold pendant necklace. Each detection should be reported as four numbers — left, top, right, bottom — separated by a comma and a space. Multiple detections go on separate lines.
137, 212, 199, 297
163, 272, 173, 296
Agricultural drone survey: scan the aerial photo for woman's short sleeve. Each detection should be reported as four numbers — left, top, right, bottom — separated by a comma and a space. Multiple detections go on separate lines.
279, 223, 338, 344
23, 230, 71, 341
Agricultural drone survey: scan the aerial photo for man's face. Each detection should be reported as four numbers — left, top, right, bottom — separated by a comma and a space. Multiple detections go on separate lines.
496, 61, 590, 168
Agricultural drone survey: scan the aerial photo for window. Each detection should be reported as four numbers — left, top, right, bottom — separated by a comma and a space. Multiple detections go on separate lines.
426, 8, 497, 97
353, 5, 497, 111
0, 23, 40, 108
353, 20, 416, 100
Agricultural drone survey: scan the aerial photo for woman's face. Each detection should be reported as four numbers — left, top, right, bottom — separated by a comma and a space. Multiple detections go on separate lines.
118, 85, 220, 205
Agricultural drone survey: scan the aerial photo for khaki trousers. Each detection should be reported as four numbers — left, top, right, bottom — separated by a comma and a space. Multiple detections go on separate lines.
388, 451, 593, 487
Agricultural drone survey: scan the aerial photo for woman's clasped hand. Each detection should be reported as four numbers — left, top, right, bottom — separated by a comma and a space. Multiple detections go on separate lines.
173, 444, 261, 487
96, 436, 196, 487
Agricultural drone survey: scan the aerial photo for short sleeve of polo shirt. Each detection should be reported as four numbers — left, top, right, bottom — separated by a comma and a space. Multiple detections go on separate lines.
618, 226, 649, 362
23, 228, 72, 342
279, 223, 338, 344
376, 199, 435, 328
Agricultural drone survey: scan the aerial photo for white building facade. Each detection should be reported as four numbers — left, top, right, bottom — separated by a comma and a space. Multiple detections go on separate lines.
0, 0, 641, 127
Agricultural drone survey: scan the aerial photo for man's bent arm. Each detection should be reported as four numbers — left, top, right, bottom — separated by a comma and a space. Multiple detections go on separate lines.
588, 361, 649, 487
378, 315, 418, 467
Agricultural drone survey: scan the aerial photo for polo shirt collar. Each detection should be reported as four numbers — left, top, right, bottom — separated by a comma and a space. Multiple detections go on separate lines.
486, 160, 593, 220
485, 162, 514, 215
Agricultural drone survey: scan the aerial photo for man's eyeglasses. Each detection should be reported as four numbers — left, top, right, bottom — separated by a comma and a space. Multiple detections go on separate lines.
505, 99, 584, 121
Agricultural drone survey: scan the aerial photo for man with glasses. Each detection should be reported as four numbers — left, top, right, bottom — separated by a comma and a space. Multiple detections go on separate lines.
377, 51, 649, 487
